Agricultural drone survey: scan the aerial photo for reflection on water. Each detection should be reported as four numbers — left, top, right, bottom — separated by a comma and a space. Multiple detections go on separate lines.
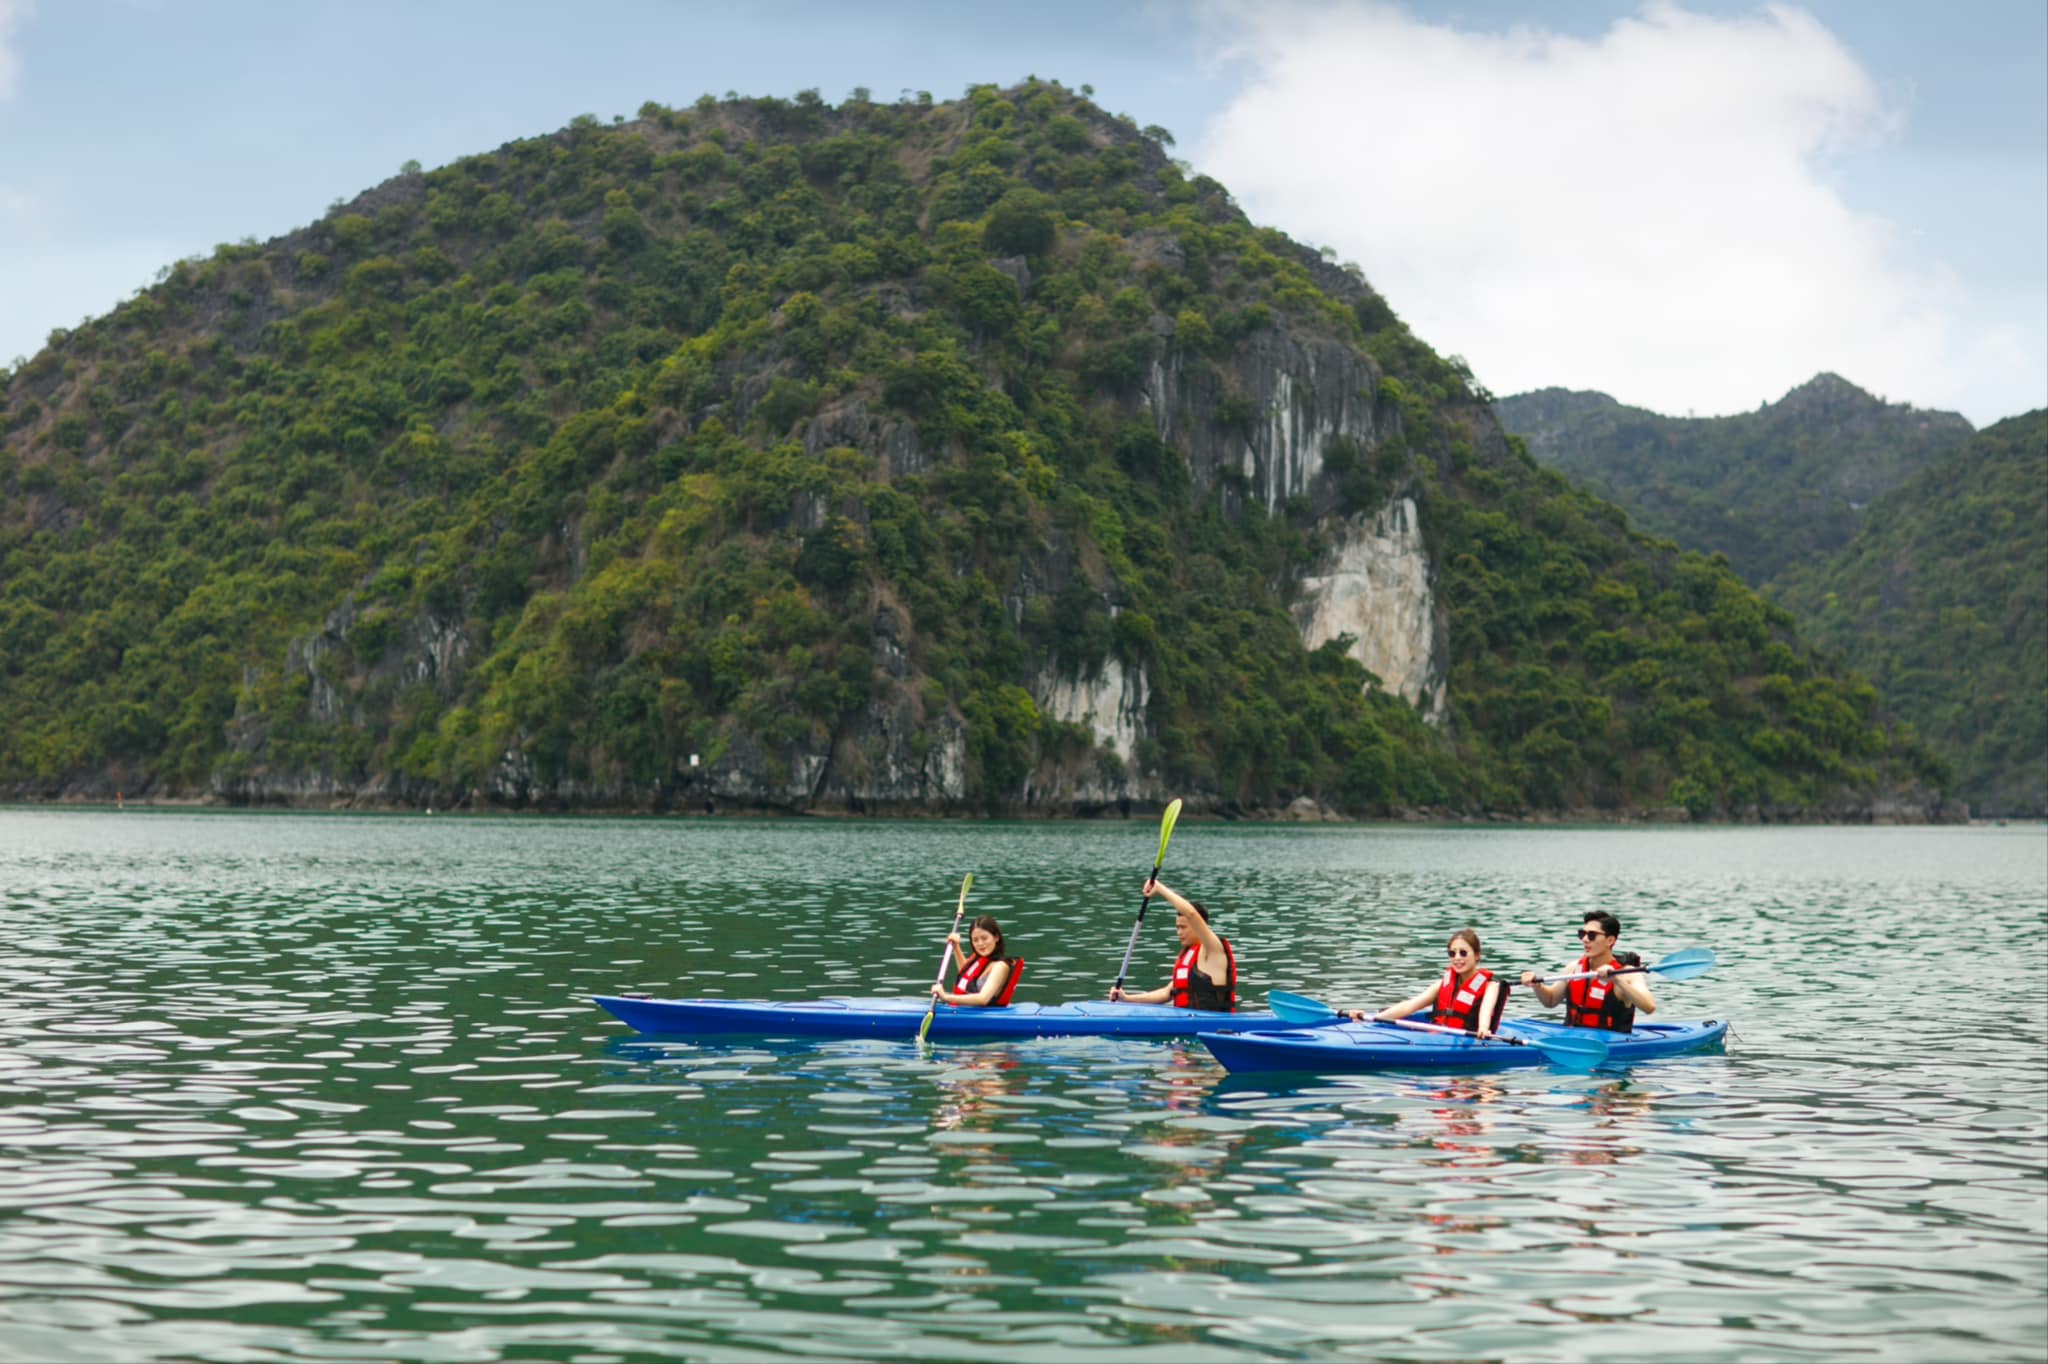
0, 811, 2043, 1362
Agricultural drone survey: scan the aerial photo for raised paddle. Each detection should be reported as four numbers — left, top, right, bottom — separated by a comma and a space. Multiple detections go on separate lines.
1265, 990, 1610, 1068
1112, 798, 1183, 997
917, 873, 973, 1043
1528, 947, 1716, 986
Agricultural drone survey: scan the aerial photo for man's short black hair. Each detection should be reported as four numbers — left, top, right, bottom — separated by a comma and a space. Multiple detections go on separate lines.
1581, 910, 1622, 938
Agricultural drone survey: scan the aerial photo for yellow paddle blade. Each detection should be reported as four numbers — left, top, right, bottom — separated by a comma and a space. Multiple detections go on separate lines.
1154, 798, 1182, 869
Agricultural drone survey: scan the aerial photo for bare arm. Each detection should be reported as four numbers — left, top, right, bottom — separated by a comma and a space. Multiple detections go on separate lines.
1147, 879, 1224, 957
1476, 978, 1503, 1038
1519, 971, 1568, 1008
1109, 982, 1172, 1004
1611, 969, 1657, 1014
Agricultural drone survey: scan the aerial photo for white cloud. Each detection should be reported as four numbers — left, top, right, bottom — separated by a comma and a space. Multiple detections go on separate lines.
0, 0, 30, 100
1194, 1, 2039, 423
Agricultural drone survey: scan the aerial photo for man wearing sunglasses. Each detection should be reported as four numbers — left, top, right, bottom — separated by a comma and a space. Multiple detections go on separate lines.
1519, 911, 1656, 1033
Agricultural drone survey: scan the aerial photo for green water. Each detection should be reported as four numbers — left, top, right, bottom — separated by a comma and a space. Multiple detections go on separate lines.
1, 812, 2043, 1362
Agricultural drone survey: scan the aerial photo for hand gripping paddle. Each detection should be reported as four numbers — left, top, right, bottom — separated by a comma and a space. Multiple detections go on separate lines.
1112, 799, 1182, 996
917, 873, 973, 1043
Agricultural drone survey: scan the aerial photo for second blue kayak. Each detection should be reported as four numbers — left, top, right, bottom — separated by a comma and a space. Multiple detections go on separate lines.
593, 994, 1292, 1042
1202, 1017, 1729, 1073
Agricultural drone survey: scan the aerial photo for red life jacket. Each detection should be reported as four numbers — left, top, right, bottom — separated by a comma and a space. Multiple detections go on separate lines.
956, 953, 1023, 1007
1170, 938, 1236, 1012
1565, 956, 1635, 1033
1434, 966, 1507, 1032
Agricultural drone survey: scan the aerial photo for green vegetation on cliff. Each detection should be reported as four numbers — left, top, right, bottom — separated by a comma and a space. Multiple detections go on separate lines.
0, 83, 1941, 816
1497, 376, 1974, 587
1774, 413, 2047, 816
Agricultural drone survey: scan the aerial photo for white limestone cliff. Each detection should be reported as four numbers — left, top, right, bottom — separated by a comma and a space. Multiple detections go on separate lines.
1034, 655, 1150, 762
1292, 497, 1445, 723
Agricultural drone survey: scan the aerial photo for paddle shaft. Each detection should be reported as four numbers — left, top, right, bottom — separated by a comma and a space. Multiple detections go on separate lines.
919, 875, 973, 1039
1384, 1016, 1516, 1044
1267, 992, 1605, 1065
1112, 896, 1152, 993
1384, 1016, 1607, 1064
1531, 964, 1658, 986
930, 904, 968, 991
1113, 800, 1181, 993
1531, 947, 1713, 987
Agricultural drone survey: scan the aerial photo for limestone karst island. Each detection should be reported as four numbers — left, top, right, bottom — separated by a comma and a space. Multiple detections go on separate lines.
4, 83, 2039, 820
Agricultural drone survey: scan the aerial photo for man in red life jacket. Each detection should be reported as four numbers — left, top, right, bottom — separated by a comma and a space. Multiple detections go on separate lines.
1106, 878, 1237, 1011
1519, 911, 1656, 1033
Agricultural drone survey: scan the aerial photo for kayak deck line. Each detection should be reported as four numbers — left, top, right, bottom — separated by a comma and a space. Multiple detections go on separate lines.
592, 994, 1299, 1042
1200, 1016, 1730, 1074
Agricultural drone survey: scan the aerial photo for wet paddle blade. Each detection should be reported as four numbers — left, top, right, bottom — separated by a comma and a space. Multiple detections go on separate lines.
1115, 801, 1183, 993
1650, 947, 1716, 982
1532, 1031, 1609, 1069
1153, 799, 1182, 870
916, 1006, 935, 1044
1267, 990, 1339, 1024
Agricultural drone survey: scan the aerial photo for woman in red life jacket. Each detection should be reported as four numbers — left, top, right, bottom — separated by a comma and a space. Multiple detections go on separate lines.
1519, 911, 1656, 1032
930, 914, 1023, 1008
1346, 927, 1507, 1037
1105, 879, 1236, 1012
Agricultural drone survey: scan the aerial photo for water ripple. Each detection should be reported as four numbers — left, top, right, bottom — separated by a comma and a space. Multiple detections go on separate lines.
0, 812, 2041, 1361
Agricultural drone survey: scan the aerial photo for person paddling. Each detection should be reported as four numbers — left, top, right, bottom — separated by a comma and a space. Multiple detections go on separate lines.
1346, 928, 1507, 1038
930, 915, 1023, 1008
1520, 911, 1656, 1032
1106, 879, 1236, 1012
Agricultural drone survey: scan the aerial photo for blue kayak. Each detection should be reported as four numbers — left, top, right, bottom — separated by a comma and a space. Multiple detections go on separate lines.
592, 995, 1291, 1042
1202, 1017, 1729, 1074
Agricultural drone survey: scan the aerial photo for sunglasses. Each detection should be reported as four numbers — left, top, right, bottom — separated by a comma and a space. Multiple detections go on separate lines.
1447, 948, 1475, 958
1577, 928, 1608, 940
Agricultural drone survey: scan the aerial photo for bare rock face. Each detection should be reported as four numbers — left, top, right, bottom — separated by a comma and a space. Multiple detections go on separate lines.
1142, 324, 1380, 515
1291, 497, 1448, 723
1015, 654, 1157, 809
816, 685, 969, 809
803, 397, 925, 477
1144, 313, 1446, 725
1033, 655, 1150, 765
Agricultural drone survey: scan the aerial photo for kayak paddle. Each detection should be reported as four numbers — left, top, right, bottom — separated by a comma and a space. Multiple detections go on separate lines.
1266, 990, 1609, 1068
1112, 798, 1183, 997
1266, 990, 1345, 1025
917, 873, 973, 1043
1529, 947, 1716, 986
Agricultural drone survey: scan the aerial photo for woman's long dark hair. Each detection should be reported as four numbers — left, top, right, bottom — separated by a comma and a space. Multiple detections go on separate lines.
969, 914, 1006, 961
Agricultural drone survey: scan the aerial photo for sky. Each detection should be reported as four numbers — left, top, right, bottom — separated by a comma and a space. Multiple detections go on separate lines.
1, 0, 2042, 426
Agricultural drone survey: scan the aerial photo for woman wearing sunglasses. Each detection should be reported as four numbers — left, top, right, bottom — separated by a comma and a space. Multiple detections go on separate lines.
1345, 927, 1507, 1038
1519, 911, 1656, 1032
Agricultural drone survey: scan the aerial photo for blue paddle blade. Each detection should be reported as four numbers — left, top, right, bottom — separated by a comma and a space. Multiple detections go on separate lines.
1533, 1032, 1609, 1069
1650, 948, 1717, 982
1266, 990, 1339, 1024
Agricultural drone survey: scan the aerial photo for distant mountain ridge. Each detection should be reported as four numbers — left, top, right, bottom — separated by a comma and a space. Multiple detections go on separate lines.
1497, 375, 1974, 587
1775, 411, 2047, 817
